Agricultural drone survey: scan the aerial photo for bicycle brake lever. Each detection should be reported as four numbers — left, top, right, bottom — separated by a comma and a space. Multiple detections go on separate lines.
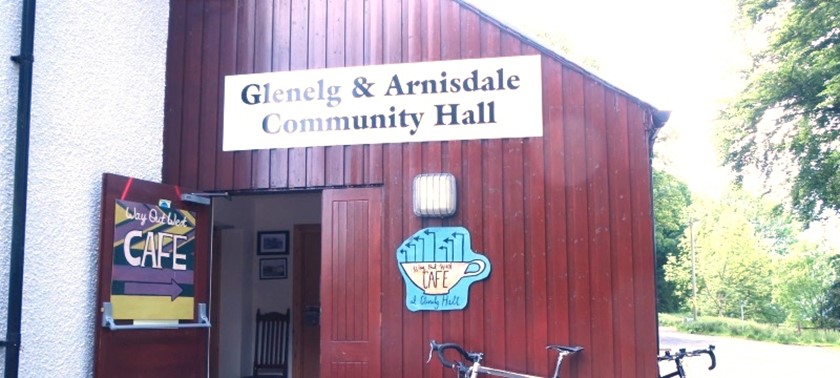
426, 341, 435, 364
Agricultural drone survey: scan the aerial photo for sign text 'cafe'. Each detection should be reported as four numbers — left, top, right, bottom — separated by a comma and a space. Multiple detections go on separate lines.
223, 55, 543, 150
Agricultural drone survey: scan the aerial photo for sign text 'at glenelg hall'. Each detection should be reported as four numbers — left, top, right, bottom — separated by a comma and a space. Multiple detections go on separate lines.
223, 55, 543, 150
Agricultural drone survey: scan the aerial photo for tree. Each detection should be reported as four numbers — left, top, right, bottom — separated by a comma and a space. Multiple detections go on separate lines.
745, 199, 800, 256
665, 191, 778, 321
773, 241, 838, 328
820, 253, 840, 329
652, 169, 692, 312
720, 0, 840, 223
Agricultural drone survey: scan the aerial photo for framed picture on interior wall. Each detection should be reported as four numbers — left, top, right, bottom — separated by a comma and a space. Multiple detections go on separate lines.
257, 230, 289, 255
259, 258, 288, 280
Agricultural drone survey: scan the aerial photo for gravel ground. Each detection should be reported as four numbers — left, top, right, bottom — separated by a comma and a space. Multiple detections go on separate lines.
658, 327, 840, 377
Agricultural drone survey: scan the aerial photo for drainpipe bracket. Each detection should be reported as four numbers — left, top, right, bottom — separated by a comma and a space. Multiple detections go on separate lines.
10, 54, 33, 64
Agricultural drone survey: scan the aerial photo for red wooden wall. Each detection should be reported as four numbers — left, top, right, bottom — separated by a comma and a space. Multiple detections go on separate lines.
163, 1, 660, 377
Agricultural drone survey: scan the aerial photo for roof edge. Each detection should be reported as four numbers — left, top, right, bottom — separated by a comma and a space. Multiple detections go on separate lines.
454, 0, 662, 113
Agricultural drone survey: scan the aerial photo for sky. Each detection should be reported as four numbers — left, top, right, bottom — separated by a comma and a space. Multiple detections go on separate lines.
469, 0, 748, 197
469, 0, 840, 248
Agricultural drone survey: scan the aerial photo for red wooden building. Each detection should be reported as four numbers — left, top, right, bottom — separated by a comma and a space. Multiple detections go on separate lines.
93, 0, 666, 377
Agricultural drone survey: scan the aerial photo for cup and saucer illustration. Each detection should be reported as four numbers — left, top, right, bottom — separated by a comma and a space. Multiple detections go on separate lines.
397, 227, 491, 311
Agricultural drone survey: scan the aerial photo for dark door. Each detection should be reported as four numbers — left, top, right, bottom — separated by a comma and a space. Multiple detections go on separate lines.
292, 224, 322, 378
320, 188, 382, 377
93, 173, 211, 377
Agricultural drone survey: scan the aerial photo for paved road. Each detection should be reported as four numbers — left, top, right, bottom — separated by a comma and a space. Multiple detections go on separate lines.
658, 327, 840, 377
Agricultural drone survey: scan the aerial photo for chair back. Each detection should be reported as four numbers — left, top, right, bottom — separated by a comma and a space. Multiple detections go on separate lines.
252, 308, 291, 377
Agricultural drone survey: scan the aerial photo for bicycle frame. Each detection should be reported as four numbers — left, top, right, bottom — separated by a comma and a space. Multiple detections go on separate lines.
658, 356, 686, 378
466, 360, 541, 378
428, 340, 583, 378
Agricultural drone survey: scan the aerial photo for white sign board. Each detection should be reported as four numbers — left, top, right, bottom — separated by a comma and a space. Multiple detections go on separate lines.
223, 55, 543, 151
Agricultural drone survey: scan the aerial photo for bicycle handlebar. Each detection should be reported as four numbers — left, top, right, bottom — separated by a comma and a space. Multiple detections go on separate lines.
702, 346, 716, 370
658, 345, 716, 370
428, 340, 480, 371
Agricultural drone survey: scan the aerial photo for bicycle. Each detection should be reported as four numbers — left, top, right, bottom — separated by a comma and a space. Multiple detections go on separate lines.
428, 340, 583, 378
657, 345, 716, 378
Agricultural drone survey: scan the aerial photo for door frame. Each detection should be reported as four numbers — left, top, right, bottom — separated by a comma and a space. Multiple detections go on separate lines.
292, 224, 321, 377
209, 226, 225, 378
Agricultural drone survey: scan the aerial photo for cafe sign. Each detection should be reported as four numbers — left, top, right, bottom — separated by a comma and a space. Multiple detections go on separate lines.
397, 227, 491, 312
223, 55, 543, 151
110, 199, 196, 320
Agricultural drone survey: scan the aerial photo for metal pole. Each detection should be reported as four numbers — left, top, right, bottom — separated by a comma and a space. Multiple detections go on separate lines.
740, 300, 745, 321
690, 219, 697, 320
4, 1, 36, 377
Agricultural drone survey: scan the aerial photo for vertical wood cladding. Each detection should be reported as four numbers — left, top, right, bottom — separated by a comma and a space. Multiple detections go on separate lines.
164, 1, 660, 377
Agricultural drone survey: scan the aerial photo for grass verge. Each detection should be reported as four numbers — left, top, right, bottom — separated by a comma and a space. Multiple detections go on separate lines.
658, 313, 840, 347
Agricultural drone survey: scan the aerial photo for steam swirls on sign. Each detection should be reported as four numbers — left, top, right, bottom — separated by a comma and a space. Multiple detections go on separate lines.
223, 55, 543, 151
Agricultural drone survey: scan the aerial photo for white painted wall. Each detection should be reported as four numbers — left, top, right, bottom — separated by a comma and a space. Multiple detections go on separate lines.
214, 192, 321, 377
0, 1, 169, 376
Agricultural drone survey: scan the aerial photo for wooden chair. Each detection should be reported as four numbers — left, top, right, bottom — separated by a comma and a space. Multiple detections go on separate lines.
250, 308, 291, 377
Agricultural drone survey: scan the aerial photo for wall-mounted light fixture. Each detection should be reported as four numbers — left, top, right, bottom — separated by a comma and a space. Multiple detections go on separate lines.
412, 173, 456, 217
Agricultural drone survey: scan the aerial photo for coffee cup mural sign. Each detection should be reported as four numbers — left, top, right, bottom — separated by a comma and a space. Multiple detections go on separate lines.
397, 227, 491, 311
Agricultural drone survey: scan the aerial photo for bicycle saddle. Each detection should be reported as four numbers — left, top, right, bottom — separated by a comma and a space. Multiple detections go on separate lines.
547, 345, 584, 353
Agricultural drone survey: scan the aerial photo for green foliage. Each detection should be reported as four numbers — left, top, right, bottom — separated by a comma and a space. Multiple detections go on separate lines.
823, 254, 840, 328
736, 0, 780, 24
697, 208, 773, 320
653, 169, 692, 312
746, 202, 799, 255
664, 190, 795, 322
658, 313, 688, 328
772, 241, 838, 328
721, 0, 840, 223
662, 313, 840, 346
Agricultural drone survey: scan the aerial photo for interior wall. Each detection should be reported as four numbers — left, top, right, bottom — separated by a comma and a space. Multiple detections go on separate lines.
214, 196, 255, 376
251, 192, 322, 313
218, 228, 245, 378
214, 191, 321, 376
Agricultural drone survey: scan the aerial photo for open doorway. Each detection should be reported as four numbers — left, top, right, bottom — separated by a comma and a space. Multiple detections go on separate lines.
210, 191, 322, 378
